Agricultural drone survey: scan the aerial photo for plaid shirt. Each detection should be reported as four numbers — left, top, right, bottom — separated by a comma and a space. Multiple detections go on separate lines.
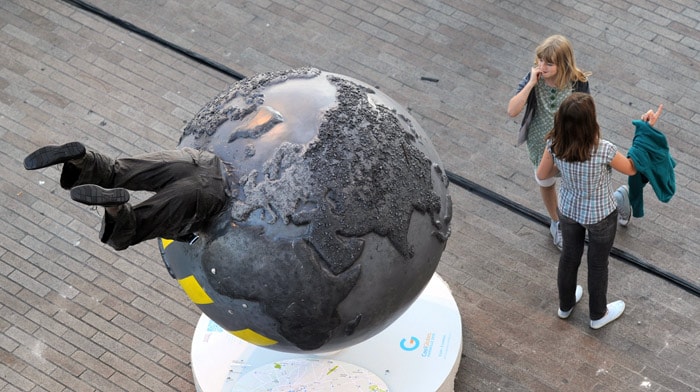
550, 139, 618, 224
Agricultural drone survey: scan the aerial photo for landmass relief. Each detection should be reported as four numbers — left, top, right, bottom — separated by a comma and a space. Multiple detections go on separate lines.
163, 67, 452, 352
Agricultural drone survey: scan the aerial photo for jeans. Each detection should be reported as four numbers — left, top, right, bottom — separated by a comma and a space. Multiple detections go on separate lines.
557, 210, 617, 320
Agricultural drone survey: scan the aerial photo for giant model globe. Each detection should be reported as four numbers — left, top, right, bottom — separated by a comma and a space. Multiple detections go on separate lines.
160, 67, 452, 353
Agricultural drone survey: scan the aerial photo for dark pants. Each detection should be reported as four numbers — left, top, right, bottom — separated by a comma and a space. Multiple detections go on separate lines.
557, 211, 617, 320
64, 148, 227, 250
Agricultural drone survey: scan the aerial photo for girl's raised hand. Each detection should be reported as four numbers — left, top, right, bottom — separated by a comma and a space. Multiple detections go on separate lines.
642, 104, 664, 126
529, 66, 542, 84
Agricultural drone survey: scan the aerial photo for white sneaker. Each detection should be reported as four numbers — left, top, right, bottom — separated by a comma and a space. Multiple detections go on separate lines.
614, 186, 632, 226
590, 300, 626, 329
558, 285, 583, 319
550, 220, 562, 250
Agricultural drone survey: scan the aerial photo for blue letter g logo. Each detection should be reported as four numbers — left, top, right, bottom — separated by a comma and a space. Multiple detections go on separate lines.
399, 336, 420, 351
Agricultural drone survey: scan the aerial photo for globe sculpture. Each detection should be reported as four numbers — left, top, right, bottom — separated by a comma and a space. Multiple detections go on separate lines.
159, 67, 452, 353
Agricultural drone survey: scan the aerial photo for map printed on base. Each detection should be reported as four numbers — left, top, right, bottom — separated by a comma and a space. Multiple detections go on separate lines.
227, 358, 388, 392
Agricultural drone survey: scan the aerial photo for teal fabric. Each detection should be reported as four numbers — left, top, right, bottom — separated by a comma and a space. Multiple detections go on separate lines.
626, 120, 676, 217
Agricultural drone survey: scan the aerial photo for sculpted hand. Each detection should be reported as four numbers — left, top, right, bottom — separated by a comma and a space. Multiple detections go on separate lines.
642, 104, 663, 126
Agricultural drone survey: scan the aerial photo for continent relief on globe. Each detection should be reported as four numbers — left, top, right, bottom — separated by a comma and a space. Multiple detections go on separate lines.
160, 67, 452, 353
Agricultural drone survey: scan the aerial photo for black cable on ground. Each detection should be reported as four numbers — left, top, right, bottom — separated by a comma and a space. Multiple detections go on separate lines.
61, 0, 700, 298
447, 171, 700, 297
62, 0, 246, 81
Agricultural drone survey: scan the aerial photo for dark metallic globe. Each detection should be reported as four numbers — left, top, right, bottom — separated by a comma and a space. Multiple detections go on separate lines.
160, 67, 452, 353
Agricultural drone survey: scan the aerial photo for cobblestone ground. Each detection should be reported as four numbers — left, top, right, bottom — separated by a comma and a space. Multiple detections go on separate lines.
1, 0, 698, 391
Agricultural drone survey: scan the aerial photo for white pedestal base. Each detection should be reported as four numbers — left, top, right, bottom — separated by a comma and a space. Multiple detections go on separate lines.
191, 273, 462, 391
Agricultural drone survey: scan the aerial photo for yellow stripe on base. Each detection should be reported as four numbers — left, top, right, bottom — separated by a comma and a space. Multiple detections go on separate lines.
231, 329, 278, 346
160, 238, 174, 248
178, 275, 214, 304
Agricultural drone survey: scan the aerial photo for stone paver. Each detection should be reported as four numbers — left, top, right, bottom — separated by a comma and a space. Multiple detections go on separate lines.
1, 0, 698, 391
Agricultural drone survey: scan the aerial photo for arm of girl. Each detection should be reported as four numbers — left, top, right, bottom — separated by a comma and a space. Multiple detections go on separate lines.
610, 152, 636, 176
536, 147, 558, 181
507, 67, 541, 117
612, 104, 663, 176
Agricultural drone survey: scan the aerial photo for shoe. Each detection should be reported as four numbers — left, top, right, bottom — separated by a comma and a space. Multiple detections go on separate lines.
590, 300, 626, 329
24, 142, 86, 170
70, 184, 129, 207
558, 285, 583, 319
615, 185, 632, 226
550, 220, 562, 251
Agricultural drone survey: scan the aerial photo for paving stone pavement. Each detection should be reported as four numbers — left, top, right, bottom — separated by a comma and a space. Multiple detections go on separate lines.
1, 0, 699, 391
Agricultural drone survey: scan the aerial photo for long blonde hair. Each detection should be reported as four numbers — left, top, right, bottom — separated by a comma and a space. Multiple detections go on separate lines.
534, 35, 591, 89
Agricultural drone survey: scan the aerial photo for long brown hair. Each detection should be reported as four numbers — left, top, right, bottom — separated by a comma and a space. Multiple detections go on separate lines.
546, 92, 599, 162
535, 35, 590, 89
